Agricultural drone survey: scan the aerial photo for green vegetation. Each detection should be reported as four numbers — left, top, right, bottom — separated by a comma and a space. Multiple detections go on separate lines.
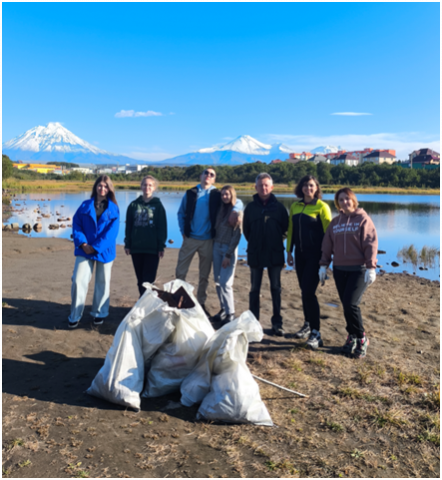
2, 155, 14, 179
120, 161, 440, 189
2, 160, 439, 190
48, 161, 80, 168
398, 244, 440, 271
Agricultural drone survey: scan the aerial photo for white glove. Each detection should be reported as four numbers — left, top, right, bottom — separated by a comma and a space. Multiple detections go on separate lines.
365, 268, 376, 287
319, 266, 327, 285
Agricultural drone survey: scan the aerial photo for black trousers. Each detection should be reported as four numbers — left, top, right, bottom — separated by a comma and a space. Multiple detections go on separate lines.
249, 266, 283, 328
295, 250, 321, 331
333, 268, 367, 338
131, 253, 160, 297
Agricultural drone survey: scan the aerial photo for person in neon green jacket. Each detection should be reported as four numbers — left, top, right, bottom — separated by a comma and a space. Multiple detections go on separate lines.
286, 175, 332, 349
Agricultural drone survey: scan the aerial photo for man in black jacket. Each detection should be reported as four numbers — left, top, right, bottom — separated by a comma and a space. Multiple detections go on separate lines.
176, 167, 243, 315
243, 173, 289, 336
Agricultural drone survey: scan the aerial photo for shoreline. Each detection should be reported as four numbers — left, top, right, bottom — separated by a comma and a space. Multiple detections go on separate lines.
2, 231, 440, 478
2, 179, 440, 195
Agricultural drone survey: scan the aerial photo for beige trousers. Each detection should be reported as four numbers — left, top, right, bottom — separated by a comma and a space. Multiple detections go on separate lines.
176, 237, 214, 305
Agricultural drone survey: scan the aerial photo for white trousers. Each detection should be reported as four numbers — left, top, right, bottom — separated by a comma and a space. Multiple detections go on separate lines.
69, 256, 113, 323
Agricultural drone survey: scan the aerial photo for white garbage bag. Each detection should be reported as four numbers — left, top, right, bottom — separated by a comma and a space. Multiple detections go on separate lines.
87, 280, 212, 410
142, 280, 215, 397
197, 329, 273, 426
180, 311, 263, 407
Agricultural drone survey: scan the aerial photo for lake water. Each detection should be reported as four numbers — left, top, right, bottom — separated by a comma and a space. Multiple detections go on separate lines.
6, 190, 440, 281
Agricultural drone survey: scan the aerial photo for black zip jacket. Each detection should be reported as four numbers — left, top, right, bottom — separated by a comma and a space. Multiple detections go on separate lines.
243, 193, 289, 268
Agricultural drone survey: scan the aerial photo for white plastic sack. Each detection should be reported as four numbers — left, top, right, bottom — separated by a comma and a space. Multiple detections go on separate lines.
180, 310, 263, 407
197, 329, 273, 426
87, 280, 212, 410
142, 280, 215, 397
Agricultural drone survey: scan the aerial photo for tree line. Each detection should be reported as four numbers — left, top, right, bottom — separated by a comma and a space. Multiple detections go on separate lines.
2, 154, 439, 189
124, 161, 440, 189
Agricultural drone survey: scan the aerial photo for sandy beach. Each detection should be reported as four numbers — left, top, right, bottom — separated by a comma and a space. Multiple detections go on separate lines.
2, 231, 440, 478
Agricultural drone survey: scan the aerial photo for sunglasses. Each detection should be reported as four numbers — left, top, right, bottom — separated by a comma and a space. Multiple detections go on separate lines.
203, 170, 216, 177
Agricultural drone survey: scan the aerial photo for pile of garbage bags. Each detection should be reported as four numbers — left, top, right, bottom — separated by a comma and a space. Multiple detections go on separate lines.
87, 279, 273, 426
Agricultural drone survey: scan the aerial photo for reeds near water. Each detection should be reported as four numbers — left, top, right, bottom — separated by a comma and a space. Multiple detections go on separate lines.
398, 244, 440, 270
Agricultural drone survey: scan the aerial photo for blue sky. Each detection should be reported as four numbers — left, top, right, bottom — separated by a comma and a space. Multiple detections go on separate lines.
2, 2, 440, 161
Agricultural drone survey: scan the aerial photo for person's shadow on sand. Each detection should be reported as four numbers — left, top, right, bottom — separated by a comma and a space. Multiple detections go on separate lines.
2, 297, 131, 336
2, 350, 200, 420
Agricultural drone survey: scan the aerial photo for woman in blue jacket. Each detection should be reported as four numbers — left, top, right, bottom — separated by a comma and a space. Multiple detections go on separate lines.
68, 175, 120, 328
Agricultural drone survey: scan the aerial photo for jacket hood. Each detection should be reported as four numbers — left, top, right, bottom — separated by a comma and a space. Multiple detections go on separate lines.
338, 207, 368, 219
136, 195, 162, 206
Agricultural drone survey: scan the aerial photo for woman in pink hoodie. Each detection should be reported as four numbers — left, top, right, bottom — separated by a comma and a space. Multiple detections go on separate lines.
319, 188, 378, 359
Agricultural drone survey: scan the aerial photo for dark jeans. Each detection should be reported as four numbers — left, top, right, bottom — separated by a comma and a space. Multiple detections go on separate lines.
295, 250, 321, 331
333, 268, 367, 338
131, 253, 160, 297
249, 266, 283, 328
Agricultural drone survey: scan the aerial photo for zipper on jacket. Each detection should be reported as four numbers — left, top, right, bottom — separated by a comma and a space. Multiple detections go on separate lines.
298, 203, 307, 252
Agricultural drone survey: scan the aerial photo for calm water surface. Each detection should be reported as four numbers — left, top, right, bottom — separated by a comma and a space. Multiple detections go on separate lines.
7, 191, 440, 280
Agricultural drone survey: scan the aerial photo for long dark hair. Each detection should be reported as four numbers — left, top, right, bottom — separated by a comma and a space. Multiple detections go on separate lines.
91, 175, 118, 205
294, 175, 322, 200
220, 185, 237, 218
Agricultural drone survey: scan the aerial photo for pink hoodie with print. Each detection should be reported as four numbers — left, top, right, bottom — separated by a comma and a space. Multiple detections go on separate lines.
320, 208, 378, 269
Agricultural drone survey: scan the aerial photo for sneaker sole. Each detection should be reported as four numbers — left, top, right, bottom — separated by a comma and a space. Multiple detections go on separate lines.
93, 320, 104, 326
68, 322, 79, 329
353, 339, 369, 359
307, 339, 324, 350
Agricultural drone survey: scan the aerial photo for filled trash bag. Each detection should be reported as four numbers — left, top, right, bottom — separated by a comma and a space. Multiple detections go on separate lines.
180, 311, 262, 407
197, 330, 273, 426
87, 280, 214, 410
142, 281, 214, 398
180, 311, 273, 426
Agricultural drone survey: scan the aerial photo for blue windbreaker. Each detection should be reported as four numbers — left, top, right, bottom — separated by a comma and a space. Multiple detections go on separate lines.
72, 198, 120, 263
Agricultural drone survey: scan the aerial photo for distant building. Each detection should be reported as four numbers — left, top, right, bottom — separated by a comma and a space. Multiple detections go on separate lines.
71, 167, 94, 174
309, 155, 330, 164
362, 150, 396, 165
288, 152, 313, 161
409, 148, 440, 167
270, 159, 283, 164
286, 157, 304, 165
330, 153, 360, 167
323, 150, 346, 160
12, 163, 59, 174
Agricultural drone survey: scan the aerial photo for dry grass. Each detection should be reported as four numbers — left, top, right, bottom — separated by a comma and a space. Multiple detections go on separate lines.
2, 178, 439, 195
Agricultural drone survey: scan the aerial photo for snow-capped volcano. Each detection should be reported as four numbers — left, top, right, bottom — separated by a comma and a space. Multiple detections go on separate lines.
2, 122, 135, 164
164, 135, 300, 165
199, 135, 272, 155
165, 135, 296, 166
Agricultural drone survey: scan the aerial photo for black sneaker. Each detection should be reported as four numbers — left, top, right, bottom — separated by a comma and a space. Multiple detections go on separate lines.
211, 309, 226, 322
272, 325, 285, 337
354, 335, 369, 359
294, 322, 311, 339
341, 334, 357, 356
305, 329, 323, 350
93, 318, 104, 326
68, 320, 79, 329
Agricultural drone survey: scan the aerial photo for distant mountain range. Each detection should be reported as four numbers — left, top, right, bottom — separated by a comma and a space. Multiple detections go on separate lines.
2, 124, 340, 166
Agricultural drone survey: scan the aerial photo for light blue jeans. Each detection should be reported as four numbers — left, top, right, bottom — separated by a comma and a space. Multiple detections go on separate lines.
212, 242, 238, 315
69, 256, 114, 324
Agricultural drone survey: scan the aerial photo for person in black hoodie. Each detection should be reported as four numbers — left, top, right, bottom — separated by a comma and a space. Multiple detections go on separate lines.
243, 173, 289, 336
124, 175, 167, 296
